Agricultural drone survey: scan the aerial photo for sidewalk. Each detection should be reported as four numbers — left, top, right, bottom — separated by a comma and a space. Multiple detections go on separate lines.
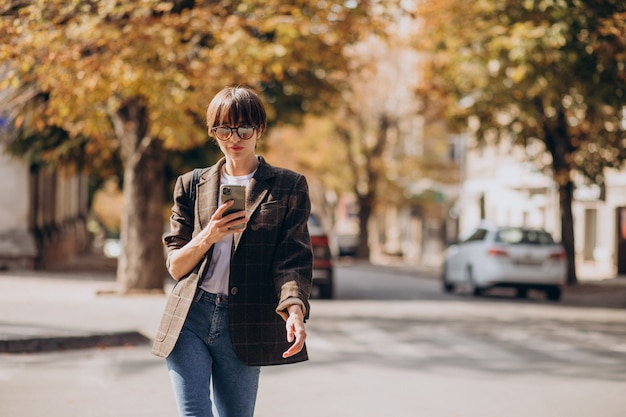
1, 258, 626, 354
0, 268, 167, 354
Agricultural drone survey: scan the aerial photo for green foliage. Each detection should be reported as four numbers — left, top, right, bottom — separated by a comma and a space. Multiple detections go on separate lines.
421, 0, 626, 183
419, 0, 626, 282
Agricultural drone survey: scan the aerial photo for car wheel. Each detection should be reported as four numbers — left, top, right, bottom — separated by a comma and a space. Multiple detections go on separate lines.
465, 267, 483, 296
516, 287, 528, 298
546, 286, 562, 301
441, 264, 455, 293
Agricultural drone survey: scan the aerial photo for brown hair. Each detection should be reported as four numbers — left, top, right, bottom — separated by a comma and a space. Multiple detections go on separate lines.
206, 86, 267, 136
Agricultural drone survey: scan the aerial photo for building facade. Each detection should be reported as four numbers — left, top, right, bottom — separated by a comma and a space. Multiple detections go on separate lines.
456, 140, 626, 279
0, 145, 90, 270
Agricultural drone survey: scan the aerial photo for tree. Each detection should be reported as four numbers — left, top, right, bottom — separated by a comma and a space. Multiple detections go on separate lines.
419, 0, 626, 284
265, 22, 449, 261
0, 0, 388, 292
264, 34, 428, 260
331, 33, 426, 259
262, 115, 350, 219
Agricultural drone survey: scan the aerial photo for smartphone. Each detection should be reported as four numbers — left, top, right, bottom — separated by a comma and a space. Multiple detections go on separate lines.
220, 184, 246, 229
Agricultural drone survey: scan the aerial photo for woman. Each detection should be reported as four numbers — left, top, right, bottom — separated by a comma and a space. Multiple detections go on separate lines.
152, 86, 313, 417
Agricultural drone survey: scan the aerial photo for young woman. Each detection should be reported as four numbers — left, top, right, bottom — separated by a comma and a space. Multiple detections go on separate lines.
152, 86, 313, 417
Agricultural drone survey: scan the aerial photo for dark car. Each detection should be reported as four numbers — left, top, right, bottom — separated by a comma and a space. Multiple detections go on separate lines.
308, 213, 334, 299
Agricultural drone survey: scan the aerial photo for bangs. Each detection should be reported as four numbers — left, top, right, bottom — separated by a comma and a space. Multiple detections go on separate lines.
207, 87, 267, 130
213, 100, 254, 127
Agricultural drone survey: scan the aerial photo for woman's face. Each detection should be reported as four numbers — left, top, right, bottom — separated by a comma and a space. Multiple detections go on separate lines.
214, 123, 261, 163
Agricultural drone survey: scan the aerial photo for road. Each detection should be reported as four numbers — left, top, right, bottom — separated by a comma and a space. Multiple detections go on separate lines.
1, 263, 626, 417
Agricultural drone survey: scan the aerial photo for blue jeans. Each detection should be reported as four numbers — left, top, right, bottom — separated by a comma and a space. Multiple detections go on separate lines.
166, 291, 261, 417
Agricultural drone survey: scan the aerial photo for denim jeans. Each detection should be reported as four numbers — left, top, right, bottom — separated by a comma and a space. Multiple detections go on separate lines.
166, 291, 261, 417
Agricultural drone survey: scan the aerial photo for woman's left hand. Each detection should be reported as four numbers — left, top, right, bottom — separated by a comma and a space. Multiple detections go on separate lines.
282, 305, 307, 358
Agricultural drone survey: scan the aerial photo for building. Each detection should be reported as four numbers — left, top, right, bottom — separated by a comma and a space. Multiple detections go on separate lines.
456, 139, 626, 279
0, 143, 90, 270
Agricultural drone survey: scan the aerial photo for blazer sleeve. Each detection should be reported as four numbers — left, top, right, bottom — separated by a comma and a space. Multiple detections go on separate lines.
273, 173, 313, 319
162, 172, 195, 269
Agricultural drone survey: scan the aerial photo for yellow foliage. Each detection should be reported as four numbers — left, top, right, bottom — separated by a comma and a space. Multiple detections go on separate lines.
1, 0, 401, 159
91, 178, 124, 234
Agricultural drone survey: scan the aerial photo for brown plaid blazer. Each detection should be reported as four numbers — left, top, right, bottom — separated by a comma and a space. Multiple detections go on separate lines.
151, 156, 313, 366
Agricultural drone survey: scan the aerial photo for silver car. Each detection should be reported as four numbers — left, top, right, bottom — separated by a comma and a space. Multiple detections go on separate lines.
442, 224, 567, 300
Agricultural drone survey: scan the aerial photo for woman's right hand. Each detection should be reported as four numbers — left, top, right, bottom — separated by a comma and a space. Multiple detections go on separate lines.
167, 200, 247, 280
199, 199, 248, 243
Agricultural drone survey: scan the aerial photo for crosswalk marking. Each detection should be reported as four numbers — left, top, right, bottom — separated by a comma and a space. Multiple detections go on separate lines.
492, 329, 620, 365
339, 321, 434, 359
306, 318, 626, 369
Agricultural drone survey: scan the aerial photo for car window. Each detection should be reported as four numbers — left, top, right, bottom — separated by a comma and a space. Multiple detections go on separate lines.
308, 213, 322, 228
462, 228, 487, 243
496, 228, 555, 245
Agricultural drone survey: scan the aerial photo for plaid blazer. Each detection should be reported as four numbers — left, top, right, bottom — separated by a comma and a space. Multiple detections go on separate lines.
151, 156, 313, 366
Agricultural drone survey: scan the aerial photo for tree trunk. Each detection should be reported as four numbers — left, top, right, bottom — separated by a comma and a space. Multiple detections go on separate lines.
112, 97, 168, 293
356, 195, 372, 259
542, 103, 578, 285
558, 181, 577, 285
338, 115, 390, 261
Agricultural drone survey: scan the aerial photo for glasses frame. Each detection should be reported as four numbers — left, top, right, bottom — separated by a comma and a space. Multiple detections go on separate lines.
211, 125, 257, 141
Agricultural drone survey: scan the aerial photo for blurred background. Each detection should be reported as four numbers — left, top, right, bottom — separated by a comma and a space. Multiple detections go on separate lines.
0, 0, 625, 292
2, 3, 626, 417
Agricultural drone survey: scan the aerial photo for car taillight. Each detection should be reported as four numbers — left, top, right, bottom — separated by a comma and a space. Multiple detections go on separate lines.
487, 247, 508, 257
311, 235, 329, 247
310, 235, 331, 259
549, 251, 567, 260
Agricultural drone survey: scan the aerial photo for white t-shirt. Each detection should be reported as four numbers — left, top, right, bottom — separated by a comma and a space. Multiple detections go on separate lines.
200, 168, 255, 295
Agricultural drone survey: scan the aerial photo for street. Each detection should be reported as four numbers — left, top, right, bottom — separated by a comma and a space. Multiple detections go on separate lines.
1, 263, 626, 417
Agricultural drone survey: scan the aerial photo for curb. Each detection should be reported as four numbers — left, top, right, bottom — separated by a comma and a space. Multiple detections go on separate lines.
0, 331, 150, 354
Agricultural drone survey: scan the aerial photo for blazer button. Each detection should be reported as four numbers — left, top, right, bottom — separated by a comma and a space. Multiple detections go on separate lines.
230, 287, 238, 296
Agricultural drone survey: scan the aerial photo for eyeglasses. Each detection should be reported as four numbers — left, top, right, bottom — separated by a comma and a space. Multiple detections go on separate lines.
211, 125, 257, 141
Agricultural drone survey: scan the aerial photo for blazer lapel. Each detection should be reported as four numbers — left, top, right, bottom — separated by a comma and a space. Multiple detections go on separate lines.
233, 157, 274, 250
197, 160, 222, 230
196, 157, 274, 250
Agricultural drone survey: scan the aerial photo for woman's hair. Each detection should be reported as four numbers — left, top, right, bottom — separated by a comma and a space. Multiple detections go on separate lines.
206, 86, 267, 136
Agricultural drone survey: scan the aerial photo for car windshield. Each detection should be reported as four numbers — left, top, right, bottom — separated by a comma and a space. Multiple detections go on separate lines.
495, 228, 555, 245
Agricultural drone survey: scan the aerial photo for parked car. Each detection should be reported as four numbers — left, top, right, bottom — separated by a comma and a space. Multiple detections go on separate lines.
442, 223, 566, 300
308, 213, 334, 299
335, 217, 359, 257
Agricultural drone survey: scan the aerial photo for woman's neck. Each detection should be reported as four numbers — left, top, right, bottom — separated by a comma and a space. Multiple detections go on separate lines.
223, 156, 259, 176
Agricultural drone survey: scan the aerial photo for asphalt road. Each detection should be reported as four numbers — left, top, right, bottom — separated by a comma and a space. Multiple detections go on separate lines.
1, 263, 625, 417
